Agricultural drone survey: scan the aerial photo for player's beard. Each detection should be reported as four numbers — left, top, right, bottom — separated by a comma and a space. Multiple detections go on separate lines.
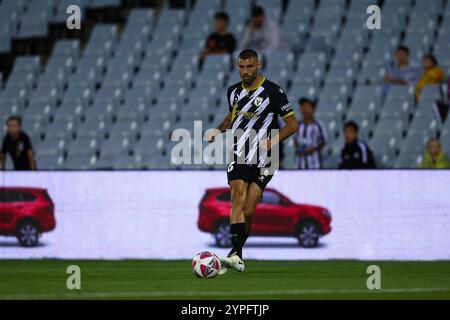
241, 72, 257, 87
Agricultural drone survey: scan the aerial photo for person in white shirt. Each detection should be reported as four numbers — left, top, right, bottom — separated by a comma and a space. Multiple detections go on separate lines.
239, 6, 286, 55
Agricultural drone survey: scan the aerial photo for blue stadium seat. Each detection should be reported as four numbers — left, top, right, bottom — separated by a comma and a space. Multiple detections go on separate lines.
357, 65, 387, 86
372, 118, 406, 141
87, 0, 121, 9
66, 137, 99, 158
393, 152, 422, 169
76, 119, 108, 139
319, 84, 350, 103
100, 136, 132, 157
62, 154, 97, 169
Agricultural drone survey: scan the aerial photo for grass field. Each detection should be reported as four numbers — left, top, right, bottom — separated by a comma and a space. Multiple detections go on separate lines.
0, 260, 449, 300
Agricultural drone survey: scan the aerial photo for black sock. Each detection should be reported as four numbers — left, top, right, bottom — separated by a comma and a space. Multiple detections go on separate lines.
228, 223, 245, 259
242, 219, 252, 246
242, 232, 250, 246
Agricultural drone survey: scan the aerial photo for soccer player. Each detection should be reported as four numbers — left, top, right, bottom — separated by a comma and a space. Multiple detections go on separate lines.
207, 49, 298, 273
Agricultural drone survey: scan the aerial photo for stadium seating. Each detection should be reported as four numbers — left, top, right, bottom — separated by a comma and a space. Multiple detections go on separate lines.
1, 0, 449, 169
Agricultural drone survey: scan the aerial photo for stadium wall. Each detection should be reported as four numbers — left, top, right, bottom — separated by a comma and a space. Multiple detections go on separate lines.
1, 170, 449, 260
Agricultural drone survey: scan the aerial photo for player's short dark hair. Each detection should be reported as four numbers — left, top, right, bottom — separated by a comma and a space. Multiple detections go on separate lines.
6, 115, 22, 126
251, 6, 265, 17
214, 11, 229, 23
396, 45, 410, 55
238, 49, 259, 60
298, 97, 316, 108
423, 53, 438, 66
344, 121, 359, 132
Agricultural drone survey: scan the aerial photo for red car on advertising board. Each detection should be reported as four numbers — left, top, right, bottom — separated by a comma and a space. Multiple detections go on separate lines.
198, 187, 331, 248
0, 187, 56, 247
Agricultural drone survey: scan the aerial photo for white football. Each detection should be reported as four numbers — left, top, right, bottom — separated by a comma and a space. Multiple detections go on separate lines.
192, 251, 221, 278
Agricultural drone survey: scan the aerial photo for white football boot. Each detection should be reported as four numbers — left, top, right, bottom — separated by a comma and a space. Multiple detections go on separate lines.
218, 265, 228, 275
220, 253, 245, 272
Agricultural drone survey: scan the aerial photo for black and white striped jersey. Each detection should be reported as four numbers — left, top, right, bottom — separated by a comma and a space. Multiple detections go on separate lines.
295, 119, 328, 169
226, 77, 294, 167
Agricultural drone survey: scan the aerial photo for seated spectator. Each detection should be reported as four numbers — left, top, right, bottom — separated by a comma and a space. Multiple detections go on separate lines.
383, 45, 420, 96
0, 115, 36, 170
415, 53, 446, 100
239, 6, 285, 55
420, 138, 450, 169
339, 121, 376, 169
294, 98, 327, 169
200, 12, 236, 63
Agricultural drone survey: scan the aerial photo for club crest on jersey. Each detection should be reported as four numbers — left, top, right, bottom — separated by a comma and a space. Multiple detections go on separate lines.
254, 97, 263, 106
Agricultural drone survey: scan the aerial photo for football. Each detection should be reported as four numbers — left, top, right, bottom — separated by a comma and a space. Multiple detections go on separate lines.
192, 251, 221, 278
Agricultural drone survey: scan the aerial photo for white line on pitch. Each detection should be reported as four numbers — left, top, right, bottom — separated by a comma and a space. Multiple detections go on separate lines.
1, 287, 449, 300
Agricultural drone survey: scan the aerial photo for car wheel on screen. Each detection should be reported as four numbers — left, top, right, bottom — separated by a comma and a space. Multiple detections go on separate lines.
16, 221, 40, 247
297, 221, 320, 248
214, 222, 232, 248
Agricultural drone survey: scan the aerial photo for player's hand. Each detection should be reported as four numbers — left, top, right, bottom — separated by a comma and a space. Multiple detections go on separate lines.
259, 139, 272, 151
206, 129, 221, 142
305, 147, 316, 155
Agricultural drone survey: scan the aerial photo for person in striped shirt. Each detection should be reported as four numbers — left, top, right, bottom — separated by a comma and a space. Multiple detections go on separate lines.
294, 98, 328, 169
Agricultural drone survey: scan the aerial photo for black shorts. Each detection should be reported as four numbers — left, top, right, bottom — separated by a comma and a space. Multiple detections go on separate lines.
226, 162, 275, 191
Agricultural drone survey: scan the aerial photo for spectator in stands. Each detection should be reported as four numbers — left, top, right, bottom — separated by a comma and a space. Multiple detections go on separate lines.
383, 46, 420, 96
239, 6, 285, 55
339, 121, 376, 169
415, 54, 445, 100
420, 138, 450, 169
200, 12, 236, 63
0, 116, 36, 170
294, 98, 327, 169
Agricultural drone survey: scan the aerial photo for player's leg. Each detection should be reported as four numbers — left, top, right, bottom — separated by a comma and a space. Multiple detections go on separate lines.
219, 179, 248, 273
242, 182, 263, 246
228, 179, 248, 258
222, 182, 263, 273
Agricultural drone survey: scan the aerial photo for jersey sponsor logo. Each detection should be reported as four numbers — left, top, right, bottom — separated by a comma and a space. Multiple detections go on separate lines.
281, 103, 292, 112
237, 110, 258, 120
254, 96, 263, 106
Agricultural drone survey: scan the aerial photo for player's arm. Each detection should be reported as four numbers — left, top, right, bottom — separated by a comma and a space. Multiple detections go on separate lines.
207, 112, 232, 142
216, 112, 232, 133
0, 138, 6, 169
264, 114, 298, 149
27, 150, 36, 170
305, 138, 326, 155
261, 87, 298, 150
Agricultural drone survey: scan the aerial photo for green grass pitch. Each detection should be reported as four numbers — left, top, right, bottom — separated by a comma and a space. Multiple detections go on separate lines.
0, 260, 449, 300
